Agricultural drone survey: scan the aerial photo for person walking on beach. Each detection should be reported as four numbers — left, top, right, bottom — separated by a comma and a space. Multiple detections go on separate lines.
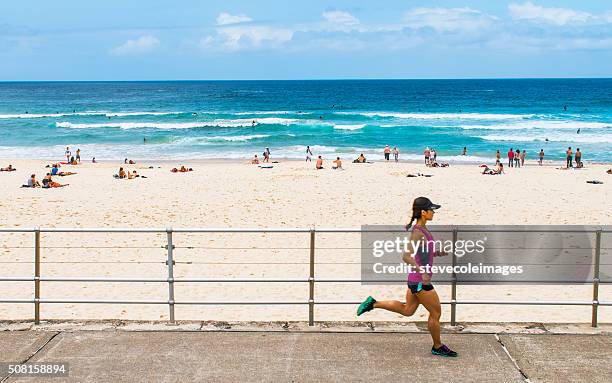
462, 146, 467, 156
520, 150, 526, 167
65, 147, 71, 163
263, 148, 270, 163
496, 150, 501, 165
508, 148, 514, 167
431, 148, 437, 163
539, 149, 544, 165
575, 148, 582, 168
76, 148, 81, 163
357, 197, 457, 358
515, 149, 520, 168
566, 147, 573, 168
306, 146, 313, 162
384, 145, 391, 161
393, 147, 399, 162
424, 147, 430, 165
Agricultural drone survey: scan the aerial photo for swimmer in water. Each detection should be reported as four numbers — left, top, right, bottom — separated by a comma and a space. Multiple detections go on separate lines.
577, 128, 580, 134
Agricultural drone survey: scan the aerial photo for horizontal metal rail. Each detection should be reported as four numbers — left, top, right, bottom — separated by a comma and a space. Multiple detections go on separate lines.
0, 226, 609, 326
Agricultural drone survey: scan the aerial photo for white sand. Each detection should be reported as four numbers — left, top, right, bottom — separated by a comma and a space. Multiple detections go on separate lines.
0, 159, 610, 323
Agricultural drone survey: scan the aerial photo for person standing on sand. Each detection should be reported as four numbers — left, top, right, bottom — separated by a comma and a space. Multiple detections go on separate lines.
393, 147, 399, 162
566, 147, 573, 168
384, 145, 391, 161
575, 148, 582, 168
263, 149, 270, 163
357, 197, 457, 358
539, 149, 544, 165
431, 148, 437, 163
424, 147, 430, 165
515, 149, 520, 168
76, 148, 81, 163
306, 146, 313, 162
65, 147, 71, 163
496, 150, 501, 164
508, 148, 514, 167
520, 150, 526, 167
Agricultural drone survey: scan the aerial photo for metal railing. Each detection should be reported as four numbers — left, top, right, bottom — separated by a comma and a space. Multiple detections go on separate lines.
0, 227, 610, 327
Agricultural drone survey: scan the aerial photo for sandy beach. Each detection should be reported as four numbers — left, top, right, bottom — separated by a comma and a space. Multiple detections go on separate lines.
1, 158, 611, 323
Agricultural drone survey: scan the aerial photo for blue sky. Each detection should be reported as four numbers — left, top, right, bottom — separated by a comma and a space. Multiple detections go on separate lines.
1, 1, 611, 80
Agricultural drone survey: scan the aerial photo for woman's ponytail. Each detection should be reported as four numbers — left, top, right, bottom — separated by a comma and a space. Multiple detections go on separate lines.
405, 210, 420, 231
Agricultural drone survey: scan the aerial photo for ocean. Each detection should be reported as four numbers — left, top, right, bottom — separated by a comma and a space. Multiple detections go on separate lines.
0, 79, 610, 162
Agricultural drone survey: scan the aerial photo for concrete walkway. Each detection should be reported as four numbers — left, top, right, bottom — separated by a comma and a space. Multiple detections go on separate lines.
1, 328, 610, 382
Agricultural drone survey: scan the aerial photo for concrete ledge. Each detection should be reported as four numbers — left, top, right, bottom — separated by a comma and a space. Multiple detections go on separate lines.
2, 320, 611, 334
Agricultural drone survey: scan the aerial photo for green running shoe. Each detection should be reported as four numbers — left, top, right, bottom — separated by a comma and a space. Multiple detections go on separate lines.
431, 344, 458, 357
357, 296, 376, 316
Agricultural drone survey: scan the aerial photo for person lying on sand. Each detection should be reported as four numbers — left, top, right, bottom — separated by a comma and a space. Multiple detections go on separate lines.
42, 173, 68, 188
51, 164, 76, 176
427, 160, 450, 168
482, 163, 504, 175
332, 157, 342, 170
171, 166, 193, 173
0, 164, 16, 172
316, 156, 324, 170
353, 154, 366, 163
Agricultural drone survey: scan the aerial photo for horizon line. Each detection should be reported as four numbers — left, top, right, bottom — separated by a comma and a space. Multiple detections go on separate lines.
1, 77, 612, 83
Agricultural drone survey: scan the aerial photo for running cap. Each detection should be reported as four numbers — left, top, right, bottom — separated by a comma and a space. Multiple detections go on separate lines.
413, 196, 441, 211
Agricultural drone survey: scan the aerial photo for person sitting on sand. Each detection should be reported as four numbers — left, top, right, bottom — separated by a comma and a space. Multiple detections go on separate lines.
607, 169, 612, 174
353, 154, 366, 163
128, 170, 138, 179
0, 164, 16, 172
251, 155, 260, 164
92, 157, 97, 163
25, 174, 41, 188
118, 167, 127, 179
332, 157, 342, 169
42, 173, 68, 188
316, 156, 324, 170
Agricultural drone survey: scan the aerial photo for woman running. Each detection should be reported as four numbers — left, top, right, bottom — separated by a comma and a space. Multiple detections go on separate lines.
357, 196, 457, 357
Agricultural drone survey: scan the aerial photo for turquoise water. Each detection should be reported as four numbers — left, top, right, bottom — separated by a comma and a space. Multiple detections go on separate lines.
0, 79, 610, 162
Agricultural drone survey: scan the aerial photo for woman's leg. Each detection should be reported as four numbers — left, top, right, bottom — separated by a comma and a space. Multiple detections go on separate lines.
416, 289, 442, 348
373, 289, 419, 317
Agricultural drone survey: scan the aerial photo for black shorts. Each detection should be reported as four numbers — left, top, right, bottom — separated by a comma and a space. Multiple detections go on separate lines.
408, 282, 434, 294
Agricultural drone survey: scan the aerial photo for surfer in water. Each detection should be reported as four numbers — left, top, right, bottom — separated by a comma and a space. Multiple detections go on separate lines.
577, 128, 580, 134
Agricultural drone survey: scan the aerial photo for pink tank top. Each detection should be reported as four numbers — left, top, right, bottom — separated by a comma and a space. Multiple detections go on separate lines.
407, 225, 435, 283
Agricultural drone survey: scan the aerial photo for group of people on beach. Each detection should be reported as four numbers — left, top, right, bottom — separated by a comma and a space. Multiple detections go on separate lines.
383, 145, 400, 162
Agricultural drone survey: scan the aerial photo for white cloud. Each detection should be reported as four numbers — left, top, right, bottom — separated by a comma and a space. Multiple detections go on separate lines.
217, 25, 293, 50
403, 7, 498, 32
508, 2, 594, 26
216, 12, 253, 26
322, 11, 359, 26
111, 35, 159, 55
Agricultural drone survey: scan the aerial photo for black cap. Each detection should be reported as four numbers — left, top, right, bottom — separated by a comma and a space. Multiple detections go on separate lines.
413, 196, 441, 211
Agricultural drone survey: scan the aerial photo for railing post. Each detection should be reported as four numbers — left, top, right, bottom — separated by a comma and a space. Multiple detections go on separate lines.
166, 227, 176, 324
308, 229, 315, 326
592, 230, 601, 327
450, 228, 458, 326
34, 227, 40, 325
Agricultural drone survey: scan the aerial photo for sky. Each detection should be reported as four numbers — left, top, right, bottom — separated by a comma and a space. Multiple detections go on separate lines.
1, 1, 611, 80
